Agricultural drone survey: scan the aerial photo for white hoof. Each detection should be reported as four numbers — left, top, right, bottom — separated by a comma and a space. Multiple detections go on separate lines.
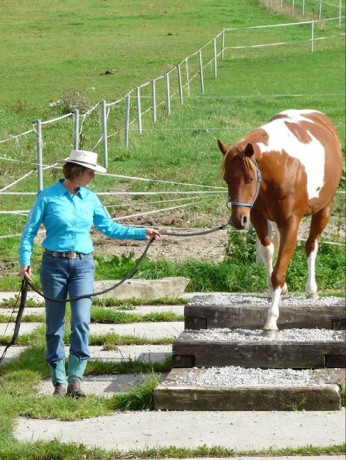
262, 329, 278, 339
306, 292, 319, 299
281, 283, 288, 295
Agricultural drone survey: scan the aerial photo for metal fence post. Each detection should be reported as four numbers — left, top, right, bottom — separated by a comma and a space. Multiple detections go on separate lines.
136, 87, 142, 134
73, 109, 79, 150
177, 64, 184, 104
124, 94, 130, 149
318, 0, 322, 21
310, 20, 314, 52
165, 73, 171, 115
152, 79, 157, 123
213, 38, 218, 78
198, 50, 205, 94
101, 100, 108, 168
221, 28, 225, 60
35, 119, 43, 191
185, 58, 190, 97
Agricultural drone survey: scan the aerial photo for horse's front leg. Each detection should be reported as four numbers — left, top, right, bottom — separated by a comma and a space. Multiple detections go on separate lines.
264, 216, 300, 332
251, 211, 274, 293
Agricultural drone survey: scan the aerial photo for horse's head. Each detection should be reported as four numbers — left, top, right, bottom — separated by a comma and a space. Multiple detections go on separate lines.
218, 139, 261, 230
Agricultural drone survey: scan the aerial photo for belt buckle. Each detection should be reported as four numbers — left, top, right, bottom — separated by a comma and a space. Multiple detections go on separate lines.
69, 252, 77, 259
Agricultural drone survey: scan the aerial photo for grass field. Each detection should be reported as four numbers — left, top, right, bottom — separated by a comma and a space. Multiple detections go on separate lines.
0, 0, 345, 288
0, 2, 345, 458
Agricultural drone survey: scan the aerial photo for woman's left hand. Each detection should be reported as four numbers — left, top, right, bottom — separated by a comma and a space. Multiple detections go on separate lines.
145, 228, 161, 240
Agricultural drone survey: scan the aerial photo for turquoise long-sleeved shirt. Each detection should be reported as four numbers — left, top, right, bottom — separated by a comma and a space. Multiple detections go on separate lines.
19, 179, 146, 266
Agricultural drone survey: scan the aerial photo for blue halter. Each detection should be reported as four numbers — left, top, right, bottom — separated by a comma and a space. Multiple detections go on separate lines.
227, 157, 262, 209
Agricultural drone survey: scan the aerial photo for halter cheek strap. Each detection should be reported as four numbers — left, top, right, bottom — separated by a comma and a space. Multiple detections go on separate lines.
227, 157, 262, 208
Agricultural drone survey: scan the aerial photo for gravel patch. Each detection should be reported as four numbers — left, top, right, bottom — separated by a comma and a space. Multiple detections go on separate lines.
188, 293, 344, 307
170, 366, 345, 388
187, 328, 344, 342
185, 366, 314, 387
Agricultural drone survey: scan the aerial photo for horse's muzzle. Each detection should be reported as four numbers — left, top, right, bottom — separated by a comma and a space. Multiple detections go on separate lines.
230, 212, 251, 230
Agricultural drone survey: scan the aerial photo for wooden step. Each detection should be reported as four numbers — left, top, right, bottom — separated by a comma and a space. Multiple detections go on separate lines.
154, 367, 343, 411
185, 294, 346, 330
172, 329, 346, 369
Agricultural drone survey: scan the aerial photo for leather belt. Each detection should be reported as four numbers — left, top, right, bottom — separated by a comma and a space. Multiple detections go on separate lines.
45, 250, 84, 259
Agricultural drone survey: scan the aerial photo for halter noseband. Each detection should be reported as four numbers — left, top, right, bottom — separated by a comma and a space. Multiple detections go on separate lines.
227, 157, 262, 209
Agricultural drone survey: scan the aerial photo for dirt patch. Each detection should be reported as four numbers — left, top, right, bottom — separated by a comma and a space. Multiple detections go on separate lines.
92, 210, 345, 264
93, 226, 230, 263
92, 211, 230, 263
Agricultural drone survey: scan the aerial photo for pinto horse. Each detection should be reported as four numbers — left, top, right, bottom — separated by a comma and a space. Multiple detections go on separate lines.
218, 109, 342, 334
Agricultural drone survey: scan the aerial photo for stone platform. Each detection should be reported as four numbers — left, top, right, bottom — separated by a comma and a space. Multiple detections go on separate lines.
172, 328, 346, 369
154, 367, 344, 411
157, 294, 346, 411
184, 293, 346, 330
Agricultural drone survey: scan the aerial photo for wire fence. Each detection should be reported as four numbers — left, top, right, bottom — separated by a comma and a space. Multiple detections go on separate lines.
1, 16, 344, 193
264, 0, 345, 22
0, 10, 345, 246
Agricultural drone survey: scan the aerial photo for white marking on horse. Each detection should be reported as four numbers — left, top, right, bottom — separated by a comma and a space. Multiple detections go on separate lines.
305, 240, 319, 298
264, 287, 281, 331
260, 241, 275, 291
256, 110, 325, 199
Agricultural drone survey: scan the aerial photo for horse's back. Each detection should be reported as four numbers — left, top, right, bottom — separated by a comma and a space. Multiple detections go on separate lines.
254, 109, 342, 202
271, 109, 341, 148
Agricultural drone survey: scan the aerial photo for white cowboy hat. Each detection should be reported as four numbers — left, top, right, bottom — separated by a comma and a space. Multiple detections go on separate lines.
59, 150, 107, 173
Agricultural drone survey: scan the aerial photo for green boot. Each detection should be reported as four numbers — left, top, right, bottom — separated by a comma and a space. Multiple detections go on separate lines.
49, 359, 67, 397
67, 354, 87, 398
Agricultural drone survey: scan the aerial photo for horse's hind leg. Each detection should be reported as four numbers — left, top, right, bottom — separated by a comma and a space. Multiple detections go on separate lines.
305, 206, 331, 299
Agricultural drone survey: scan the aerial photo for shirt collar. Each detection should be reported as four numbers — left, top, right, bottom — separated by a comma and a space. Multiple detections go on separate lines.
56, 179, 87, 198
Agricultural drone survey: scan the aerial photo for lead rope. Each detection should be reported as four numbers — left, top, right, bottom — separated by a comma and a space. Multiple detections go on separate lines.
0, 221, 230, 363
160, 220, 230, 237
25, 237, 156, 303
0, 279, 28, 364
25, 220, 231, 303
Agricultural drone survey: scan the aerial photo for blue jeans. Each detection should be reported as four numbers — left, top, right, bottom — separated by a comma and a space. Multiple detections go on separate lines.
40, 252, 94, 366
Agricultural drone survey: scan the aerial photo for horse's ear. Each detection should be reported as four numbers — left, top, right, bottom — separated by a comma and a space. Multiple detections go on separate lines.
244, 143, 254, 158
217, 139, 230, 156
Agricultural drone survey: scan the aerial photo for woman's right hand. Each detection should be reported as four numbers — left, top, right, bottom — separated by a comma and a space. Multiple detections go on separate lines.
19, 265, 32, 280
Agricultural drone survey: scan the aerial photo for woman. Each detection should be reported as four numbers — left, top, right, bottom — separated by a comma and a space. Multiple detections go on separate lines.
19, 150, 160, 398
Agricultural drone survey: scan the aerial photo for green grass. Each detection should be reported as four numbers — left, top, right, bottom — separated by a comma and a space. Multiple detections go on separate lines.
0, 307, 183, 324
90, 307, 183, 323
0, 0, 345, 457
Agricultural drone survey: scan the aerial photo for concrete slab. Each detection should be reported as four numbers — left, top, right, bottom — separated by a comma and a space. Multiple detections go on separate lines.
1, 321, 183, 340
0, 307, 44, 317
118, 304, 185, 315
0, 346, 27, 363
0, 291, 43, 303
13, 408, 346, 452
37, 373, 167, 397
0, 290, 211, 303
0, 304, 184, 318
1, 344, 172, 364
89, 321, 184, 339
0, 322, 42, 337
94, 277, 190, 299
89, 344, 171, 361
139, 458, 346, 460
